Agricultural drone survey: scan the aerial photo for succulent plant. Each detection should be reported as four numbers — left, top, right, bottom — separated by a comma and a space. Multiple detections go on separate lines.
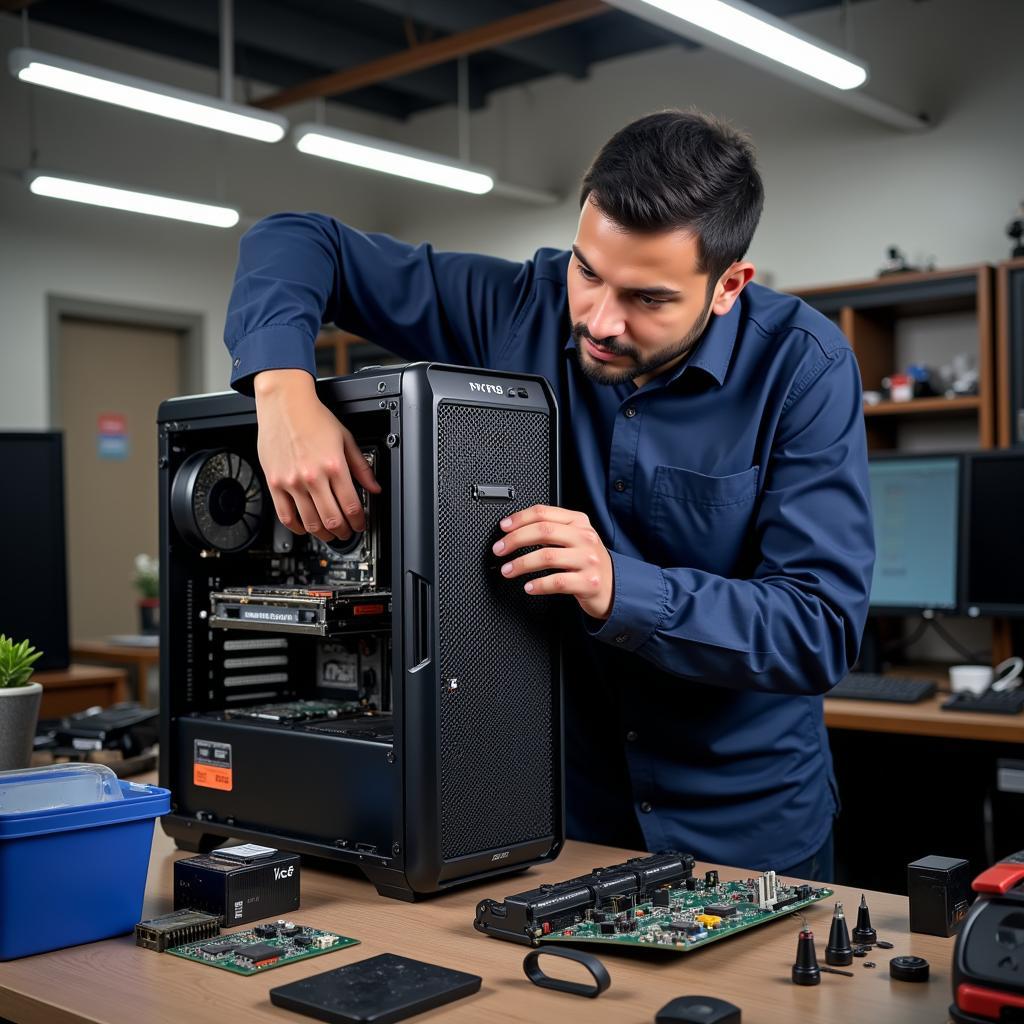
0, 635, 43, 689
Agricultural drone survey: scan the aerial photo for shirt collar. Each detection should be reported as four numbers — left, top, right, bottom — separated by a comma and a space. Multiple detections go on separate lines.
664, 299, 741, 388
562, 298, 741, 391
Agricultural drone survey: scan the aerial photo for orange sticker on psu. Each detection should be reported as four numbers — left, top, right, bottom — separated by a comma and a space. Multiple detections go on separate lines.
193, 740, 233, 791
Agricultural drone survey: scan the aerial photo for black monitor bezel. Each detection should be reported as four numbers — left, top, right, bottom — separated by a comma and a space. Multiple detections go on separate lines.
960, 449, 1024, 618
866, 450, 965, 617
0, 431, 70, 670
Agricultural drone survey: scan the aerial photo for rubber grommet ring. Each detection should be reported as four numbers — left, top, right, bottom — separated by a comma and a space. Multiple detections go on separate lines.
523, 946, 611, 998
890, 955, 930, 982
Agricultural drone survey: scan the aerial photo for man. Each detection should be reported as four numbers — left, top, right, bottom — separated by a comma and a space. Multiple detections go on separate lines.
225, 110, 875, 882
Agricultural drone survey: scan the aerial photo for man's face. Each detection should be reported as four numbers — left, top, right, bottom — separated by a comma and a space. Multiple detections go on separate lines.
567, 198, 718, 387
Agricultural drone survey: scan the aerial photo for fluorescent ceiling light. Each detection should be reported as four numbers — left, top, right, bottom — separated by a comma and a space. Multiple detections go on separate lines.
614, 0, 867, 90
294, 124, 494, 195
27, 172, 240, 228
9, 47, 287, 142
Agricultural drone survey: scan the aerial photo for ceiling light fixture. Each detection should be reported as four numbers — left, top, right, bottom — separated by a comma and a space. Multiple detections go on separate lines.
9, 47, 287, 142
610, 0, 867, 90
26, 172, 240, 228
293, 123, 494, 195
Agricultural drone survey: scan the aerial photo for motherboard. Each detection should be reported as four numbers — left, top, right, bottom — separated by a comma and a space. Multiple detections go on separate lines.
166, 921, 359, 975
542, 873, 833, 951
475, 853, 832, 952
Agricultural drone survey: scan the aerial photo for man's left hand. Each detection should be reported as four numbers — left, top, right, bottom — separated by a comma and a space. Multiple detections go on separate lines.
493, 504, 614, 620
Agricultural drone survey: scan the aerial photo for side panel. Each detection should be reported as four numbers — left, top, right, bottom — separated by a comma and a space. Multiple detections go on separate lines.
401, 365, 563, 892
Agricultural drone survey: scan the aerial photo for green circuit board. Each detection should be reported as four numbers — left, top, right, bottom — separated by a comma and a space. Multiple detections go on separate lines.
166, 921, 359, 975
541, 874, 833, 953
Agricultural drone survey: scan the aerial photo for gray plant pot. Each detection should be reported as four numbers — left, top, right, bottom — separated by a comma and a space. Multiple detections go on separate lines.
0, 682, 43, 771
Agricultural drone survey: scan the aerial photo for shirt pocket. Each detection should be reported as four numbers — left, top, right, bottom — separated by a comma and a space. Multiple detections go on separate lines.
649, 464, 760, 573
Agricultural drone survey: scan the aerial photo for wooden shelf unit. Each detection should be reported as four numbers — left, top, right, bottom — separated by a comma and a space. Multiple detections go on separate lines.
795, 264, 996, 450
795, 264, 1013, 662
863, 395, 981, 417
997, 256, 1024, 447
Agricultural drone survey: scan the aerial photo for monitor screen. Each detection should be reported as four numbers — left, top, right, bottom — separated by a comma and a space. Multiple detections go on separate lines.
868, 455, 960, 612
963, 452, 1024, 616
0, 432, 70, 670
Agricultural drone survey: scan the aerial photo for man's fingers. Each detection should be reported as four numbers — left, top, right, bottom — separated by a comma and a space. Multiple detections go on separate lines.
344, 432, 382, 495
494, 522, 579, 557
327, 466, 367, 534
270, 488, 304, 536
501, 548, 589, 579
522, 570, 595, 597
308, 476, 350, 542
290, 488, 335, 543
500, 505, 588, 532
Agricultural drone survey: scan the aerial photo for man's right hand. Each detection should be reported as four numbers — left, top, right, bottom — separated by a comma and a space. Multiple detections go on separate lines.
253, 368, 382, 543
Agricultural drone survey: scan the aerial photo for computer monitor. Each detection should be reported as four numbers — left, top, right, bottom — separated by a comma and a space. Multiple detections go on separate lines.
0, 432, 70, 670
962, 450, 1024, 617
867, 454, 961, 614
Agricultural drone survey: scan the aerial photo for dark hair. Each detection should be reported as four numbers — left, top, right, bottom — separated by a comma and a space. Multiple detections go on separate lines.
579, 110, 764, 285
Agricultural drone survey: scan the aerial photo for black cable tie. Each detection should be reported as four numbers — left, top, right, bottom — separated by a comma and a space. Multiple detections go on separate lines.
523, 946, 611, 998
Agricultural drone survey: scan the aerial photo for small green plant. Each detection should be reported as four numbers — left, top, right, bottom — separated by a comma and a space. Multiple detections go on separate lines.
0, 635, 43, 689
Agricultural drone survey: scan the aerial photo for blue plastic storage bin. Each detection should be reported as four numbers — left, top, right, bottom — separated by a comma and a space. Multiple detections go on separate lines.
0, 772, 170, 959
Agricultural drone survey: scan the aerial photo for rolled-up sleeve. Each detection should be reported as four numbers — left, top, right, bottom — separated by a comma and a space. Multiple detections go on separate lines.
590, 346, 875, 695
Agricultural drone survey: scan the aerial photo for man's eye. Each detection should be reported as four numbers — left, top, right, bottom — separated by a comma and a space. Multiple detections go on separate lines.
577, 263, 597, 281
637, 294, 664, 307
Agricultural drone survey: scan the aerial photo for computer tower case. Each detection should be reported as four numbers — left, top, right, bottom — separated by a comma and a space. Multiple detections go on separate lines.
158, 363, 563, 900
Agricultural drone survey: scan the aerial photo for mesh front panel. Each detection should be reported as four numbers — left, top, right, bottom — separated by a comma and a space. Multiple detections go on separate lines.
436, 401, 557, 861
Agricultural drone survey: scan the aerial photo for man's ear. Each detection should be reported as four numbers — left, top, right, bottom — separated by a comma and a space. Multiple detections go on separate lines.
711, 261, 756, 316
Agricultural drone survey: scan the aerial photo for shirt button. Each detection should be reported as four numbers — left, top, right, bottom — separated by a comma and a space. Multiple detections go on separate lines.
614, 632, 629, 644
624, 406, 636, 418
626, 730, 638, 742
233, 358, 241, 368
640, 801, 653, 813
613, 479, 626, 492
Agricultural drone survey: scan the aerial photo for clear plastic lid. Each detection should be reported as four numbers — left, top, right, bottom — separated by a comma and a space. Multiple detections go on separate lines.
0, 763, 125, 814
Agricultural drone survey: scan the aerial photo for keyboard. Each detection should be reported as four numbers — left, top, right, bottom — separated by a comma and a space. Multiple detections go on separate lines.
829, 672, 937, 703
942, 689, 1024, 715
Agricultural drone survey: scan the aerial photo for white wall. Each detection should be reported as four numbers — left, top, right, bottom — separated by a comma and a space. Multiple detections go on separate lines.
1, 0, 1021, 431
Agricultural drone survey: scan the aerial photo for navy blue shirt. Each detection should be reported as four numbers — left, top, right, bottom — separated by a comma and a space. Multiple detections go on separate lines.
225, 213, 875, 871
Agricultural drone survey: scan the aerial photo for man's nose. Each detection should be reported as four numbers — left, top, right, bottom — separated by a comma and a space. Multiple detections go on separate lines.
587, 288, 625, 341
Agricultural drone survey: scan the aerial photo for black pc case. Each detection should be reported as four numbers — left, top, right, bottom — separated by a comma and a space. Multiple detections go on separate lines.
158, 363, 563, 900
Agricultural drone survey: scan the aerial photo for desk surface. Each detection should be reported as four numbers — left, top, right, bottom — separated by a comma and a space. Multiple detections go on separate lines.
0, 818, 958, 1024
71, 640, 161, 663
33, 664, 131, 686
825, 690, 1024, 742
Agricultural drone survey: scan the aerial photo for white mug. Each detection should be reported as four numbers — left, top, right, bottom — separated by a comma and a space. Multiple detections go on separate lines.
949, 664, 994, 695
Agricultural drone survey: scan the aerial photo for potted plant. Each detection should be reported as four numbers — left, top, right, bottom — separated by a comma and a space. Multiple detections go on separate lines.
0, 635, 43, 771
133, 553, 160, 635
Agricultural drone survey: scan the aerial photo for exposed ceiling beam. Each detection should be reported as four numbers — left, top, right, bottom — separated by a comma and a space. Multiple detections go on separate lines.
254, 0, 609, 110
100, 0, 467, 106
358, 0, 591, 79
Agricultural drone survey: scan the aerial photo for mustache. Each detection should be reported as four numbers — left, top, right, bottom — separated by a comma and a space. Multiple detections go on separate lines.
571, 322, 634, 357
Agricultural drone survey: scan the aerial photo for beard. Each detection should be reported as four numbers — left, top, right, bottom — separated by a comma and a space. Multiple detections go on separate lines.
571, 294, 715, 386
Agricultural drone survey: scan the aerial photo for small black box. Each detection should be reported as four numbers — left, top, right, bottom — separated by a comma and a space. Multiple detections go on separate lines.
907, 854, 972, 936
174, 845, 300, 925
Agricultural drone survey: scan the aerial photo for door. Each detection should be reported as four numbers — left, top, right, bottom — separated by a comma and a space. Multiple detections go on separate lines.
56, 317, 185, 640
